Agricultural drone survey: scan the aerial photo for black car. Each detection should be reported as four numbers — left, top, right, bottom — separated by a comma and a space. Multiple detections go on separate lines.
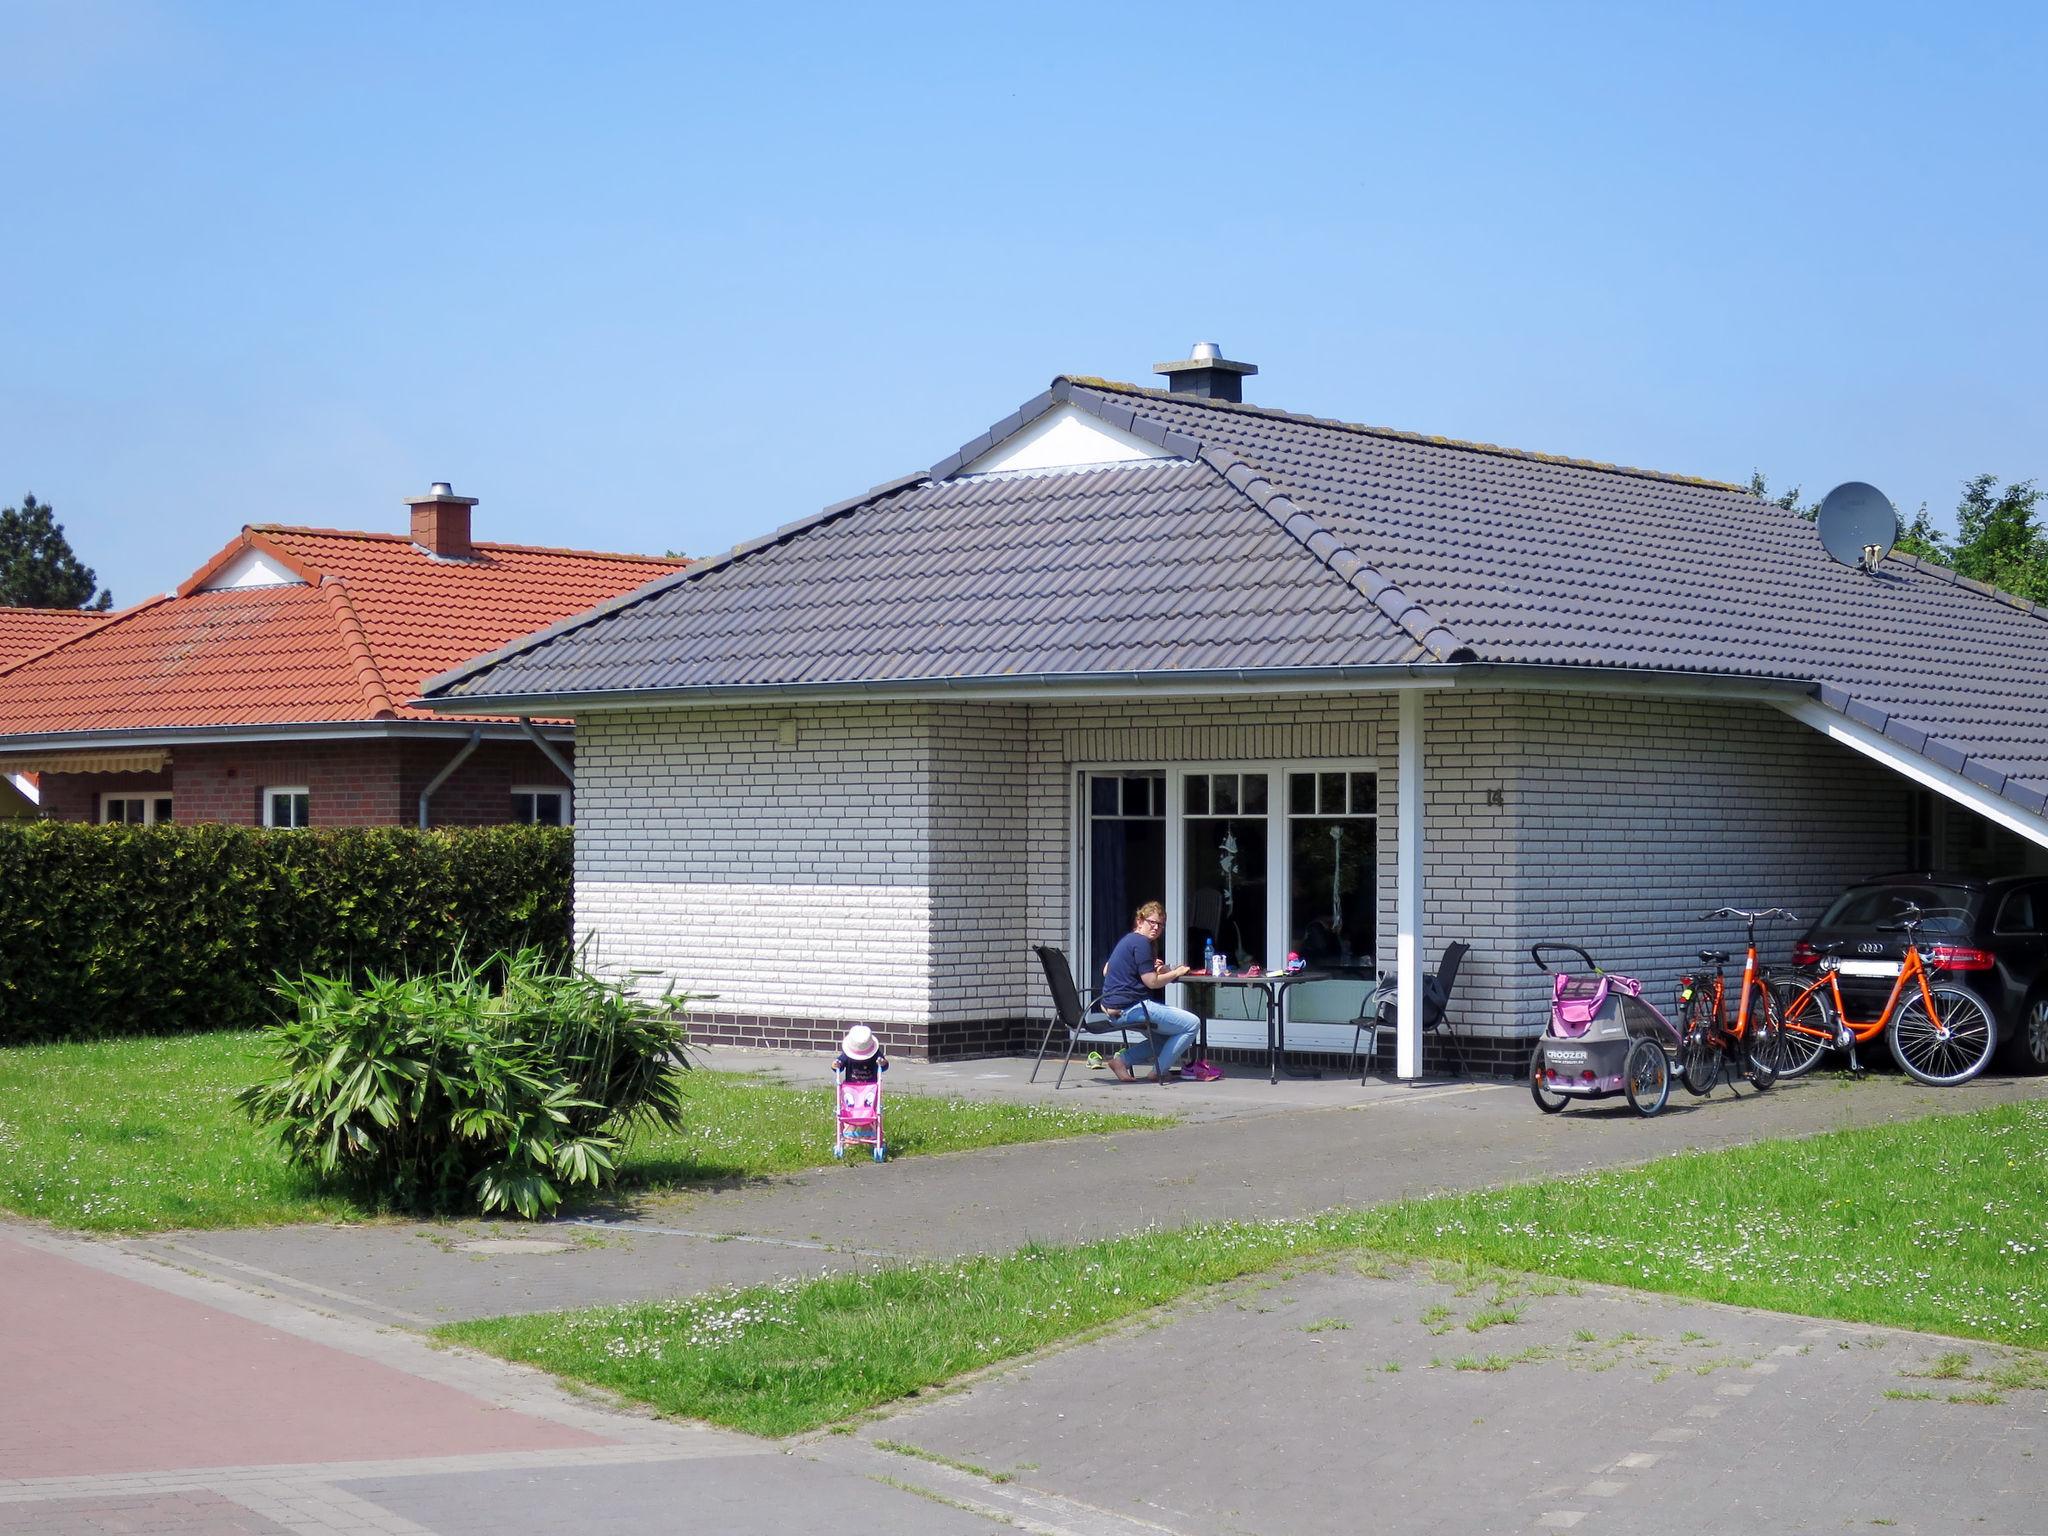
1791, 872, 2048, 1074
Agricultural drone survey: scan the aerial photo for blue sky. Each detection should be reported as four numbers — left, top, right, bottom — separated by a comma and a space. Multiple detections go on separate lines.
3, 1, 2043, 606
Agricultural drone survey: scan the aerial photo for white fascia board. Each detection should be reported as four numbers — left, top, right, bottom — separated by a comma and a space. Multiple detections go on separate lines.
193, 548, 307, 591
955, 403, 1176, 478
7, 773, 37, 805
1778, 698, 2048, 850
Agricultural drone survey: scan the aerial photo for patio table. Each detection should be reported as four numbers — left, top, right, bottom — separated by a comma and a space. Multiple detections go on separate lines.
1182, 969, 1376, 1084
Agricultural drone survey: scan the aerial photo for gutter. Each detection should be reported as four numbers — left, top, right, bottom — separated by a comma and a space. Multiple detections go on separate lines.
418, 729, 484, 830
0, 719, 573, 757
517, 716, 574, 784
409, 661, 1822, 717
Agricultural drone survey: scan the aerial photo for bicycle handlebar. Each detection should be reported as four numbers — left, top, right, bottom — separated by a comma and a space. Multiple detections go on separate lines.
1700, 907, 1800, 924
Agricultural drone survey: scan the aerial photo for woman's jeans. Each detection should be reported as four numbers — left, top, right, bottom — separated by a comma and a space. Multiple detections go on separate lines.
1115, 999, 1202, 1074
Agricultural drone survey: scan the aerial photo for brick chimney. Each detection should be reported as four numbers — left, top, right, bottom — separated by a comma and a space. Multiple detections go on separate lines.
1152, 341, 1258, 403
404, 482, 480, 560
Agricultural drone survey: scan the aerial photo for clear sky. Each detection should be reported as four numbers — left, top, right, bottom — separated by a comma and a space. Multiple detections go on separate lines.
4, 0, 2043, 607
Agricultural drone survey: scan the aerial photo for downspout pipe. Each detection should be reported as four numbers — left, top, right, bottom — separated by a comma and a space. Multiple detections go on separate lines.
417, 729, 484, 830
516, 717, 574, 786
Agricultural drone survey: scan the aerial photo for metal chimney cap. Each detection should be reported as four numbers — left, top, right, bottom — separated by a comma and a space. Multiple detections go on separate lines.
1153, 343, 1258, 379
429, 481, 453, 496
403, 482, 480, 508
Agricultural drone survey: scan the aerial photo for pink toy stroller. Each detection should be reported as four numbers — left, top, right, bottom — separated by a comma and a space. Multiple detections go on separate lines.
832, 1071, 887, 1162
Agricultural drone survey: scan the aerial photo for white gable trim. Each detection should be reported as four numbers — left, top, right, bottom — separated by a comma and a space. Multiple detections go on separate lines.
1778, 698, 2048, 849
194, 547, 305, 591
956, 403, 1175, 479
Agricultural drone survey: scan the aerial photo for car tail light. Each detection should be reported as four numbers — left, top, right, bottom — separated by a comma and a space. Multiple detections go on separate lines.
1928, 944, 1996, 972
1791, 940, 1820, 967
1580, 1069, 1596, 1082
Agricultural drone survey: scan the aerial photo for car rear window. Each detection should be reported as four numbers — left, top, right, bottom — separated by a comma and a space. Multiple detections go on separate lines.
1818, 884, 1979, 934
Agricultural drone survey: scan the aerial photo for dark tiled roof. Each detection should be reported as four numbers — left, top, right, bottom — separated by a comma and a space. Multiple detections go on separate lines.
423, 376, 2048, 821
425, 462, 1425, 697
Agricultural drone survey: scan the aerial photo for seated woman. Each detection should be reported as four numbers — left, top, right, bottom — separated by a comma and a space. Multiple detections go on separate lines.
1099, 900, 1201, 1083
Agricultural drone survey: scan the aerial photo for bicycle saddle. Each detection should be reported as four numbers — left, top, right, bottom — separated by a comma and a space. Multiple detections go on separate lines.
1697, 949, 1729, 965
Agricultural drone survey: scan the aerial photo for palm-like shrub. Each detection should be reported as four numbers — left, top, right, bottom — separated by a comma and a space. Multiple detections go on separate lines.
238, 949, 689, 1218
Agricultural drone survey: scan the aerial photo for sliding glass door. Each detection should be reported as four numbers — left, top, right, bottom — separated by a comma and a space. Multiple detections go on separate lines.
1077, 759, 1379, 1050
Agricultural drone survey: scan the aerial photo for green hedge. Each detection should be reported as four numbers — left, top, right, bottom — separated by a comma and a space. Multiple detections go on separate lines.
0, 823, 572, 1044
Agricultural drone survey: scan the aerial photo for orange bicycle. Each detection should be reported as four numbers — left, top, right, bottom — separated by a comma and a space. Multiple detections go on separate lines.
1677, 907, 1791, 1096
1769, 903, 1998, 1086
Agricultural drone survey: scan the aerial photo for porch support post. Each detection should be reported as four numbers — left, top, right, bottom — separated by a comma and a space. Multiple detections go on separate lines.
1396, 690, 1424, 1079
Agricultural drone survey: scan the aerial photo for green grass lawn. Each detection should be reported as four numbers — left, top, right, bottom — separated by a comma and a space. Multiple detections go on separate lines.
0, 1032, 1162, 1233
444, 1098, 2048, 1437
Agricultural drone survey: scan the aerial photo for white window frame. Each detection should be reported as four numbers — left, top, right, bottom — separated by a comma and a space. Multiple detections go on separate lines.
1072, 757, 1380, 1052
100, 793, 173, 826
262, 786, 311, 829
511, 784, 572, 827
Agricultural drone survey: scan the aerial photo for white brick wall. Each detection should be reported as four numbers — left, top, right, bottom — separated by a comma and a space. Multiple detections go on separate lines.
571, 688, 1914, 1057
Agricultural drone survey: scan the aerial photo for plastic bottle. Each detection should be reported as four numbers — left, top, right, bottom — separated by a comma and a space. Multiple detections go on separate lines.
1203, 938, 1215, 975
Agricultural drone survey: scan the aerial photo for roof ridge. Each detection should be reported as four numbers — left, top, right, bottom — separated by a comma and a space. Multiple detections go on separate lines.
0, 593, 173, 680
252, 525, 690, 566
414, 473, 929, 702
1060, 376, 1744, 492
1058, 381, 1475, 664
318, 577, 398, 718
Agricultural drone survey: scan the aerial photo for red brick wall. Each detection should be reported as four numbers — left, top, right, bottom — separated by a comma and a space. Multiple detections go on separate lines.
400, 739, 572, 827
171, 741, 405, 826
23, 737, 573, 827
35, 768, 175, 823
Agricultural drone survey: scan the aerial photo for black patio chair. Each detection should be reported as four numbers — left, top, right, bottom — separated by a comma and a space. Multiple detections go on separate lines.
1030, 945, 1148, 1089
1352, 940, 1471, 1081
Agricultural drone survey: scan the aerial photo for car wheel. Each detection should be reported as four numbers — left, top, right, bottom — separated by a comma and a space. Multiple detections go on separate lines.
2008, 996, 2048, 1075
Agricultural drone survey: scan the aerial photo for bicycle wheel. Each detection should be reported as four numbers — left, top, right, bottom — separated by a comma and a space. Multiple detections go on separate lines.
1530, 1054, 1569, 1114
1624, 1037, 1671, 1116
1678, 988, 1721, 1096
1889, 984, 1998, 1086
1770, 980, 1833, 1079
1742, 987, 1781, 1092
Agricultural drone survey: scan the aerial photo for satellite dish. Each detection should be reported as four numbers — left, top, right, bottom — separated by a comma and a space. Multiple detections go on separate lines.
1815, 481, 1899, 572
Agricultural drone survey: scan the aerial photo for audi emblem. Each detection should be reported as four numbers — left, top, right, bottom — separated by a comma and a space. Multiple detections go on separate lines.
1858, 942, 1884, 954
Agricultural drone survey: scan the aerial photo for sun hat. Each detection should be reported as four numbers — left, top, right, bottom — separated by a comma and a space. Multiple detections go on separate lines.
840, 1025, 880, 1061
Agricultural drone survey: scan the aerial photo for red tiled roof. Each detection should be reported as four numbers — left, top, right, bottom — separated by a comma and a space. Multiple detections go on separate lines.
0, 608, 109, 669
0, 529, 685, 734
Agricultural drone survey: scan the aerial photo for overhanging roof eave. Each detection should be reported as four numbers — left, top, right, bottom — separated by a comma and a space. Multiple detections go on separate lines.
0, 718, 573, 756
410, 660, 1832, 716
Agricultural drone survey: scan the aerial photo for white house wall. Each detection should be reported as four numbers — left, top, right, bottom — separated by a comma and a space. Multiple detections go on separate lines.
573, 703, 941, 1038
572, 688, 1911, 1063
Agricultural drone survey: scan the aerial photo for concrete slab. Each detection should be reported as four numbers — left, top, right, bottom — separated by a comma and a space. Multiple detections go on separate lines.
856, 1261, 2048, 1535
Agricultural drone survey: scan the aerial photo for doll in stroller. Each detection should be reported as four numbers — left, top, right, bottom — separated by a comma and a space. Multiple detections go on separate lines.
832, 1025, 888, 1162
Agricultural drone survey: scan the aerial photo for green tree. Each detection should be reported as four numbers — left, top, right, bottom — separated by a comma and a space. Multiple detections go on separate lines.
1948, 475, 2047, 602
1747, 471, 1819, 520
0, 494, 111, 609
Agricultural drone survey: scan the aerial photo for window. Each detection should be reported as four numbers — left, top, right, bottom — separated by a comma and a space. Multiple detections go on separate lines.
1995, 887, 2043, 936
512, 787, 570, 826
100, 794, 174, 825
1285, 770, 1377, 970
263, 787, 311, 828
1084, 773, 1165, 981
1182, 771, 1270, 973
